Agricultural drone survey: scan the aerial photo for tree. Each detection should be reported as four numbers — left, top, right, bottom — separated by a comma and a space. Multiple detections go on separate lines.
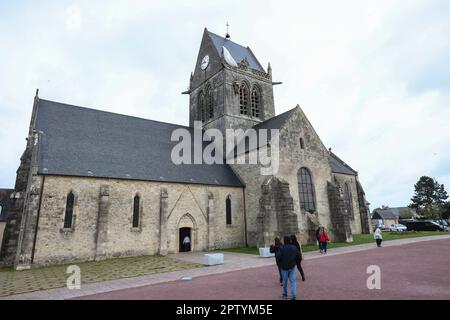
409, 176, 449, 218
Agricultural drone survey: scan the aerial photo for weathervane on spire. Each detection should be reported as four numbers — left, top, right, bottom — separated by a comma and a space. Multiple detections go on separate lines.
225, 21, 230, 39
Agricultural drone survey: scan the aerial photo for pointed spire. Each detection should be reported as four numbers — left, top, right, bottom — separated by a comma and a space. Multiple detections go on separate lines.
267, 62, 272, 76
190, 72, 193, 83
35, 88, 39, 97
225, 21, 230, 40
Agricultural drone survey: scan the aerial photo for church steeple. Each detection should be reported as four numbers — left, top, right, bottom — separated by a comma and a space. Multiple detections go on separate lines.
188, 28, 275, 134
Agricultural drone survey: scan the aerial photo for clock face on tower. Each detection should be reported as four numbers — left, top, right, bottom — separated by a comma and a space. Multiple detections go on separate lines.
201, 55, 209, 70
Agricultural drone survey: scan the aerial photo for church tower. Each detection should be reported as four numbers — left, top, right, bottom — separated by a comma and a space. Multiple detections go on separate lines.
186, 28, 276, 135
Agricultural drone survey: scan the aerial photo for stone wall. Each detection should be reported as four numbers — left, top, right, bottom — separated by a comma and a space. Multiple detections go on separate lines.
31, 176, 245, 266
332, 173, 362, 235
257, 176, 299, 247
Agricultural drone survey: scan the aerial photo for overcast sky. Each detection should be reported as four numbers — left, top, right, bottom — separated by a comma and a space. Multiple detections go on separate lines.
0, 0, 449, 209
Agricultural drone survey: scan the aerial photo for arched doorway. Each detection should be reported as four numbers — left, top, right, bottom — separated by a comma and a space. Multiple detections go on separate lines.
176, 213, 197, 253
179, 227, 192, 252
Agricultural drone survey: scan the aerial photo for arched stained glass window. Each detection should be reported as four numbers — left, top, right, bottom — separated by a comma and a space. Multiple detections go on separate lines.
133, 195, 140, 228
226, 196, 232, 225
297, 168, 316, 212
64, 191, 75, 229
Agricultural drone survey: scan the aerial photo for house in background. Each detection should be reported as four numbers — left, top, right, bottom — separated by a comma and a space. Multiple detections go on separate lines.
371, 208, 399, 229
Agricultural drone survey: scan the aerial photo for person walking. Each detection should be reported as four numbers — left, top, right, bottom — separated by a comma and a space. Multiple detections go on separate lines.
290, 235, 305, 282
318, 227, 330, 254
270, 237, 283, 286
276, 236, 299, 300
374, 227, 383, 247
182, 235, 191, 252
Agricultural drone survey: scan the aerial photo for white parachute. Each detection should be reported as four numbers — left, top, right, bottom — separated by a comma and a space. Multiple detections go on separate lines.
222, 46, 238, 67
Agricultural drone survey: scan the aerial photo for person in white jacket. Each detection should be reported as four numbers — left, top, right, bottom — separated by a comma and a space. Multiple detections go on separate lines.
374, 227, 383, 247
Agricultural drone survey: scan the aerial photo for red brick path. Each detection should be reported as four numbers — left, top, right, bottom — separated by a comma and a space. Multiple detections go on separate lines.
76, 238, 450, 300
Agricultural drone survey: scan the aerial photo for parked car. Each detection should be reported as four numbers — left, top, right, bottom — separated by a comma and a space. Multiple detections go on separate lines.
372, 223, 385, 231
402, 220, 447, 232
389, 224, 407, 232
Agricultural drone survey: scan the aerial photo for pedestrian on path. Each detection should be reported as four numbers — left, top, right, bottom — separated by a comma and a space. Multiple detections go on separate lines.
318, 227, 330, 254
270, 237, 283, 286
290, 235, 305, 282
374, 227, 383, 247
276, 236, 299, 300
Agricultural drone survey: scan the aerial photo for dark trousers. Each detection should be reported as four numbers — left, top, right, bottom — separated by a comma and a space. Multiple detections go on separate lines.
376, 239, 382, 247
319, 242, 328, 252
296, 260, 305, 280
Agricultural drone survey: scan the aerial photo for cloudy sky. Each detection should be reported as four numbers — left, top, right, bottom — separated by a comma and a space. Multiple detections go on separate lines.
0, 0, 449, 209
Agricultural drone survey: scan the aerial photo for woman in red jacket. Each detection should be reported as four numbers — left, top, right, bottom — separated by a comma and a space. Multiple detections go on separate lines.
318, 227, 330, 254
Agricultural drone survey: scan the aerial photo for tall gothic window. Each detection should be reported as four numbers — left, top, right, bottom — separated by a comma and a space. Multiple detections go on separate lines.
206, 87, 214, 119
64, 191, 75, 229
132, 195, 140, 228
239, 83, 249, 115
344, 183, 354, 219
251, 86, 261, 118
226, 196, 232, 225
198, 92, 205, 122
297, 168, 316, 212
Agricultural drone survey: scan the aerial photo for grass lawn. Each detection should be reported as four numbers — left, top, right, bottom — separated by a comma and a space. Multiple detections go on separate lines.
221, 231, 446, 255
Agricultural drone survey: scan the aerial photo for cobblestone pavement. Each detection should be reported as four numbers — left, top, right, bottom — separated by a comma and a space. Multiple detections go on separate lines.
2, 234, 449, 300
77, 237, 450, 300
0, 255, 202, 297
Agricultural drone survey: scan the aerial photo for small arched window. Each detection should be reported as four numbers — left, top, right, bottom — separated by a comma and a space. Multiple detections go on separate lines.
226, 196, 232, 225
297, 168, 316, 212
206, 87, 214, 119
64, 191, 75, 229
239, 83, 249, 115
344, 183, 354, 219
251, 86, 261, 118
132, 195, 140, 228
198, 92, 205, 122
300, 138, 305, 149
0, 205, 3, 215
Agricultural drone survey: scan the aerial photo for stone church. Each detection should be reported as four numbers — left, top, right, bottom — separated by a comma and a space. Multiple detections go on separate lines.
0, 28, 370, 270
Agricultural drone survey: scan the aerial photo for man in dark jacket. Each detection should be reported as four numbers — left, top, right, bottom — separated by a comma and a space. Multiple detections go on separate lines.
276, 236, 299, 300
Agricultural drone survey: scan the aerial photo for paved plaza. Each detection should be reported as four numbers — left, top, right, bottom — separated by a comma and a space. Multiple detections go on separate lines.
77, 237, 450, 300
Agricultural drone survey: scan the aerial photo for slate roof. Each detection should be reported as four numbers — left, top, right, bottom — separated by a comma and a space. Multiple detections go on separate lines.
375, 207, 416, 218
207, 31, 265, 72
35, 99, 244, 187
329, 152, 358, 175
372, 209, 398, 220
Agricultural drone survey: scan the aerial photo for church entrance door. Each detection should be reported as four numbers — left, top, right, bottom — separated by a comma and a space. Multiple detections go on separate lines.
179, 227, 191, 252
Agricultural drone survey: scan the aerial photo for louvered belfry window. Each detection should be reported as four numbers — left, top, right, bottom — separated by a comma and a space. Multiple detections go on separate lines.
239, 84, 248, 115
251, 87, 260, 118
